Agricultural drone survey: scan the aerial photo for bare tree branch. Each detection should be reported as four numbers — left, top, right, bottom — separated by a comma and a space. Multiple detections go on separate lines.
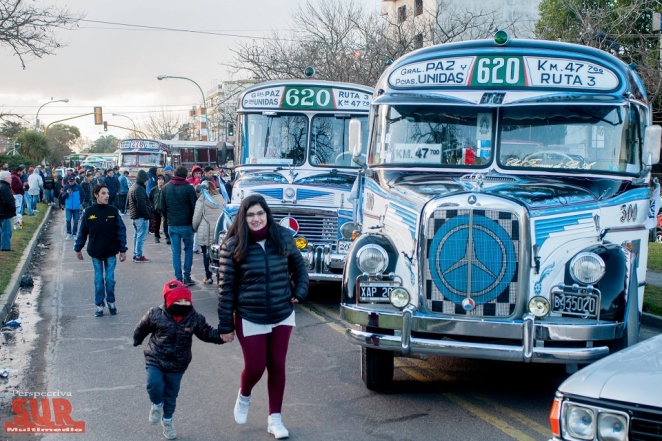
0, 0, 82, 69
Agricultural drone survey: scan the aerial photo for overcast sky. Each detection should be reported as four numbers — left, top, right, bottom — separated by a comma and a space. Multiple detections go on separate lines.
0, 0, 379, 142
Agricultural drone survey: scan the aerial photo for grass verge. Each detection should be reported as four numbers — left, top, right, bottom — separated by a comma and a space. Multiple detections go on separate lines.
0, 203, 47, 297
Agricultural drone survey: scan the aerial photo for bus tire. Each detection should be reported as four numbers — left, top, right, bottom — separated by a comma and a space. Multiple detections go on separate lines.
361, 347, 394, 391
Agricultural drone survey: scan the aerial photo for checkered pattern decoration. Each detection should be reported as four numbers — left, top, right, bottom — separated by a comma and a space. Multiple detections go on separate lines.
425, 208, 519, 317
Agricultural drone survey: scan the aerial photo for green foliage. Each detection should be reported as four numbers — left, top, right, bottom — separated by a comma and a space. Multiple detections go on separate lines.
0, 120, 25, 138
46, 124, 79, 165
644, 285, 662, 315
0, 153, 33, 170
648, 242, 662, 272
88, 135, 119, 153
16, 130, 49, 162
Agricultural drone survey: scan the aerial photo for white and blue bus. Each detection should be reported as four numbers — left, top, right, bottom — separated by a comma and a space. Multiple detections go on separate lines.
213, 80, 372, 281
341, 32, 662, 390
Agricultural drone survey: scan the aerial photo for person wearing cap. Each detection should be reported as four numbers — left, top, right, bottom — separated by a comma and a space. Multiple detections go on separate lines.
62, 175, 84, 240
133, 279, 223, 440
0, 170, 16, 251
74, 184, 128, 317
163, 166, 174, 184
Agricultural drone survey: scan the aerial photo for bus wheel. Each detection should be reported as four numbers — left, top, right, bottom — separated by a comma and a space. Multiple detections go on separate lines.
361, 347, 394, 391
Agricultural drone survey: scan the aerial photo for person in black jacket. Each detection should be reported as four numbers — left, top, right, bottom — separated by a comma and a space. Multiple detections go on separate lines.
160, 166, 197, 284
74, 184, 127, 316
217, 194, 309, 439
134, 279, 223, 440
0, 171, 16, 251
128, 169, 152, 263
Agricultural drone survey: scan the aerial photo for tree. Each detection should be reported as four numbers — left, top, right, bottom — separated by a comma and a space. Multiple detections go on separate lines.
0, 120, 24, 138
89, 136, 119, 154
16, 130, 49, 163
45, 124, 79, 166
0, 0, 82, 69
143, 109, 184, 140
536, 0, 662, 121
227, 0, 523, 87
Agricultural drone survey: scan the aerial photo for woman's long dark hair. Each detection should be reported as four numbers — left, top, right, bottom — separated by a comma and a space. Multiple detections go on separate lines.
223, 194, 285, 261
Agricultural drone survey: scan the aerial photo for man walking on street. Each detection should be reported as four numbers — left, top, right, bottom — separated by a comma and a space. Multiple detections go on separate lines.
62, 175, 83, 240
0, 171, 16, 251
119, 170, 130, 214
74, 184, 128, 317
161, 166, 197, 285
128, 169, 152, 263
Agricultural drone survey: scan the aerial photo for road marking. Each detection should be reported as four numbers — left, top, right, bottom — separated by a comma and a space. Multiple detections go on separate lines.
475, 395, 551, 437
299, 304, 346, 334
445, 394, 539, 441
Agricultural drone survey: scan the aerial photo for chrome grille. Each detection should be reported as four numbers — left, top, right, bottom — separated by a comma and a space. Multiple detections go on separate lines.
271, 209, 338, 248
424, 208, 520, 317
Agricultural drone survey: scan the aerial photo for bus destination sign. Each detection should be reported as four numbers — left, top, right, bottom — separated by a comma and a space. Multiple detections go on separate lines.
242, 85, 371, 111
388, 55, 620, 91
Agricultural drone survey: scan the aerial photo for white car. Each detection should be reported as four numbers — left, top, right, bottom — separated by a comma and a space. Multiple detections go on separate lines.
549, 333, 662, 441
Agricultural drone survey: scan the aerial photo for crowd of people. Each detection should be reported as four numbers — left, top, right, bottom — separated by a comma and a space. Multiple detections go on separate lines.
2, 160, 310, 440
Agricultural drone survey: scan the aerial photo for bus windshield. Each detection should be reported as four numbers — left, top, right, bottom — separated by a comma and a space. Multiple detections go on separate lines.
120, 152, 165, 167
499, 105, 637, 174
310, 115, 369, 168
244, 114, 307, 166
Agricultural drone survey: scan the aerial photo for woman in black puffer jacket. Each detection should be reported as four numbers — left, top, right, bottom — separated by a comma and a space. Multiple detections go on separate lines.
217, 194, 308, 439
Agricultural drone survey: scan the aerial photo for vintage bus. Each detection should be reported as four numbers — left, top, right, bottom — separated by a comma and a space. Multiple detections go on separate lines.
341, 32, 662, 390
118, 139, 170, 181
211, 80, 372, 281
161, 140, 222, 170
63, 154, 88, 169
81, 153, 119, 171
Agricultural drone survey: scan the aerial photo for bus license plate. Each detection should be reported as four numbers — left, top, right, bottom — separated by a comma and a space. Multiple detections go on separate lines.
552, 292, 598, 317
359, 283, 396, 301
338, 240, 351, 254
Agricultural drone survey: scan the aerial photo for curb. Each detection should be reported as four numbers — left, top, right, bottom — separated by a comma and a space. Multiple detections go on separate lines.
642, 312, 662, 330
0, 206, 52, 324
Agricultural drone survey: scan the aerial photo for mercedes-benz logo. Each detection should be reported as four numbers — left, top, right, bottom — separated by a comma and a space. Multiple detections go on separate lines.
429, 214, 516, 305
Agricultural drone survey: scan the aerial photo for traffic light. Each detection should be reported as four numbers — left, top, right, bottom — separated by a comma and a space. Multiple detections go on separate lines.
103, 121, 108, 132
94, 106, 103, 125
227, 122, 234, 137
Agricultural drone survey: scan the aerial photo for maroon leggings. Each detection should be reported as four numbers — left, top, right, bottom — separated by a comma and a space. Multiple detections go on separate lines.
235, 315, 293, 414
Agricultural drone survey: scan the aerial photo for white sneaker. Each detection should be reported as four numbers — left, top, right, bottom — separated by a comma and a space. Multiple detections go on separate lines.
65, 234, 72, 241
148, 403, 163, 424
234, 389, 251, 424
161, 418, 176, 439
267, 413, 289, 439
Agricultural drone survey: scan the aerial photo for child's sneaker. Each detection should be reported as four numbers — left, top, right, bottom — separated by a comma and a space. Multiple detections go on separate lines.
108, 302, 117, 315
94, 305, 104, 317
161, 418, 176, 439
148, 403, 163, 425
234, 389, 251, 424
267, 413, 289, 439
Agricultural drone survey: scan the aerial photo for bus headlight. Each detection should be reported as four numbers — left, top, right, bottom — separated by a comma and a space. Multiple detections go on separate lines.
357, 244, 389, 274
389, 288, 410, 309
528, 296, 550, 317
564, 405, 595, 440
570, 252, 605, 284
340, 222, 359, 239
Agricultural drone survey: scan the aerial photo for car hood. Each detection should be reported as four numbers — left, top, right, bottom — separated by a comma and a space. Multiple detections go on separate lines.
558, 334, 662, 408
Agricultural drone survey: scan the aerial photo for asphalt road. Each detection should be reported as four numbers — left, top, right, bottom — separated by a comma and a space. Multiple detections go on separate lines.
0, 209, 660, 441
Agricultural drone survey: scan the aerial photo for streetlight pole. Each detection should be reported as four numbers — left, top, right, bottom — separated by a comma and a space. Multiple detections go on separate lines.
156, 75, 210, 141
35, 98, 69, 130
111, 113, 139, 137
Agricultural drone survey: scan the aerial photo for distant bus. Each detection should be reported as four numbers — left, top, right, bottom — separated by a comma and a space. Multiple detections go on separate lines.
118, 139, 170, 181
159, 140, 222, 170
81, 153, 118, 171
63, 154, 87, 168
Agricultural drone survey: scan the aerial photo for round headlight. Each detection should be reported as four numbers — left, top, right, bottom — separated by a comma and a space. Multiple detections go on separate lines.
597, 413, 627, 441
565, 405, 595, 440
570, 252, 605, 284
528, 296, 550, 317
357, 244, 389, 274
340, 222, 359, 239
389, 288, 410, 309
295, 236, 308, 250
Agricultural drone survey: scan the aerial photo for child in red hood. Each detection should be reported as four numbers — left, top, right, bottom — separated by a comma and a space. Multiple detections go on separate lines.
186, 165, 203, 186
133, 279, 223, 439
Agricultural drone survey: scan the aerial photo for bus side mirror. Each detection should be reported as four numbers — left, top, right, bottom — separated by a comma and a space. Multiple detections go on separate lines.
644, 125, 662, 165
349, 119, 362, 158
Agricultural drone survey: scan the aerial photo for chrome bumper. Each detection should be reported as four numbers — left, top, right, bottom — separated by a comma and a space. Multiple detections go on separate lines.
342, 305, 615, 364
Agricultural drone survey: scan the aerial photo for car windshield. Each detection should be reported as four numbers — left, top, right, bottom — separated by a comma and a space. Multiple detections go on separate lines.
243, 113, 307, 166
310, 115, 369, 168
498, 105, 638, 174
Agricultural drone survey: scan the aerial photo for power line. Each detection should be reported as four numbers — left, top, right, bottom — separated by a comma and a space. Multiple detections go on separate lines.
79, 19, 302, 41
